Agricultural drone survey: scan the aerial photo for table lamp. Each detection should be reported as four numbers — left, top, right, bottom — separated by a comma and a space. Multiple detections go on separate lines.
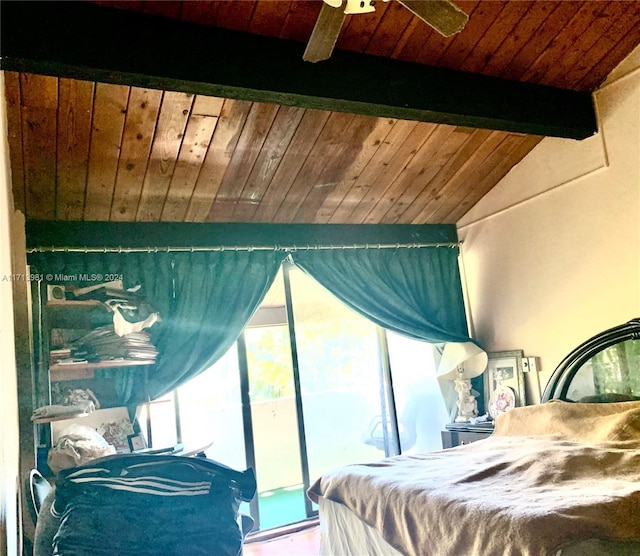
437, 342, 488, 423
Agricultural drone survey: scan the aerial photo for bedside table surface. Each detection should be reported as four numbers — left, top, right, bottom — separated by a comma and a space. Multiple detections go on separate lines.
445, 422, 495, 433
441, 422, 494, 449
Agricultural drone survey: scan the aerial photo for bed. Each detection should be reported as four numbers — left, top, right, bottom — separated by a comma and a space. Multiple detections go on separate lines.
307, 318, 640, 556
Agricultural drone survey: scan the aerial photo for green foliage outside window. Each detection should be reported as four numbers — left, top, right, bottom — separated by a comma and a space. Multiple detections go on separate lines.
245, 318, 378, 402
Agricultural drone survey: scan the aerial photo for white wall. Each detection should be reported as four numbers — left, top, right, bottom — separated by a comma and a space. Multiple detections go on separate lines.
458, 46, 640, 404
0, 71, 21, 556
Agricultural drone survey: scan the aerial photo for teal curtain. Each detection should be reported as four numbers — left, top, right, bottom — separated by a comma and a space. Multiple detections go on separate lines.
290, 247, 471, 343
30, 245, 469, 405
147, 250, 284, 399
29, 250, 284, 402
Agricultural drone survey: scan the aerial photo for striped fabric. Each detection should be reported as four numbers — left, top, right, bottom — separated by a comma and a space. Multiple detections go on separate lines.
50, 454, 256, 556
64, 469, 213, 496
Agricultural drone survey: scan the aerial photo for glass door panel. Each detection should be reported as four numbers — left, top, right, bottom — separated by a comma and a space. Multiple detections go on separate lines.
244, 325, 306, 529
287, 266, 392, 486
177, 346, 246, 470
386, 332, 449, 453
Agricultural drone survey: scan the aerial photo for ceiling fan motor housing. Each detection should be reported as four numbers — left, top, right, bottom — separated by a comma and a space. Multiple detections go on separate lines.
323, 0, 377, 15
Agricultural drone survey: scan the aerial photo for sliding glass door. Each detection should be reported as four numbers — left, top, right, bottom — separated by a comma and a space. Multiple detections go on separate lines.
243, 322, 307, 529
176, 347, 247, 471
286, 264, 395, 486
238, 262, 397, 529
172, 261, 447, 532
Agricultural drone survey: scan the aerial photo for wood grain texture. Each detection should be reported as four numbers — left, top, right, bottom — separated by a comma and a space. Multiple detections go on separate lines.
273, 111, 356, 223
1, 1, 600, 139
56, 79, 94, 220
314, 117, 396, 223
231, 105, 306, 221
404, 130, 510, 224
84, 83, 129, 221
248, 1, 292, 37
110, 88, 162, 221
415, 133, 536, 223
251, 108, 331, 223
136, 91, 193, 222
479, 0, 558, 77
555, 1, 640, 91
339, 3, 388, 53
292, 113, 380, 223
154, 95, 224, 222
364, 124, 461, 224
349, 121, 437, 224
188, 99, 252, 222
208, 102, 280, 221
20, 74, 58, 220
380, 126, 474, 224
394, 127, 494, 224
433, 1, 500, 68
577, 2, 640, 90
498, 1, 585, 83
441, 134, 543, 223
160, 113, 218, 222
326, 119, 415, 223
5, 1, 638, 225
365, 2, 413, 58
3, 72, 26, 214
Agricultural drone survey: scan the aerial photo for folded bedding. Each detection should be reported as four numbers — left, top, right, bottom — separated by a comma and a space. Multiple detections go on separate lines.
307, 401, 640, 556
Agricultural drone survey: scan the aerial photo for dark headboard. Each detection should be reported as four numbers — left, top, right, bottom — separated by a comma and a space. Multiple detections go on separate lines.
542, 318, 640, 403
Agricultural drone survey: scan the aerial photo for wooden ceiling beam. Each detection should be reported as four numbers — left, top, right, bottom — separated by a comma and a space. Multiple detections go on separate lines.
25, 221, 459, 250
1, 1, 597, 140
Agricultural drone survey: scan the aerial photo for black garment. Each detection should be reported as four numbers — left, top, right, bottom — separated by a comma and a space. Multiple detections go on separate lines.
50, 454, 256, 556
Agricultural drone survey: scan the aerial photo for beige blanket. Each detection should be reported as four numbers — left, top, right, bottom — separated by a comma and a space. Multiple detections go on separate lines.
308, 401, 640, 556
494, 399, 640, 441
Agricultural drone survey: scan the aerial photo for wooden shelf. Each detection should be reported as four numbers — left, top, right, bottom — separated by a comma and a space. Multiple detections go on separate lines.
50, 359, 155, 381
32, 410, 91, 424
47, 300, 105, 308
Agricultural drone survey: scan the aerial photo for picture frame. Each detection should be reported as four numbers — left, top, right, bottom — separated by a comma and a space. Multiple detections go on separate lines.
484, 350, 526, 419
127, 432, 147, 452
51, 407, 134, 451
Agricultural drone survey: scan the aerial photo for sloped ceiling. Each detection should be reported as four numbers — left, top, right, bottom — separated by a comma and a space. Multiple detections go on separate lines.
3, 1, 640, 225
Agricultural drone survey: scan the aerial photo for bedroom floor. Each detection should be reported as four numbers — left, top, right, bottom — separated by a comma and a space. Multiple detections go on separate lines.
244, 526, 320, 555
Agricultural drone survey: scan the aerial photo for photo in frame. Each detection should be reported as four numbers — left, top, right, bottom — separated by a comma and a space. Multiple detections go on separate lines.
484, 350, 526, 420
51, 406, 133, 452
127, 432, 148, 452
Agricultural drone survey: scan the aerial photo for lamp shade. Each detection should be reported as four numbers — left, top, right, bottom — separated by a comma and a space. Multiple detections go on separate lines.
436, 342, 488, 381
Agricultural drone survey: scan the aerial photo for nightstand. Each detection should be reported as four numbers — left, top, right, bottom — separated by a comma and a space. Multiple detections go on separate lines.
441, 422, 494, 448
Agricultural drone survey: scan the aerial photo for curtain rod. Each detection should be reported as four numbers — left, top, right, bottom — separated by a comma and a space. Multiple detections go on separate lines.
27, 241, 461, 254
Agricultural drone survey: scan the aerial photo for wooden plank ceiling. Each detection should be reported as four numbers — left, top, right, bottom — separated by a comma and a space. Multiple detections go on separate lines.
5, 1, 640, 225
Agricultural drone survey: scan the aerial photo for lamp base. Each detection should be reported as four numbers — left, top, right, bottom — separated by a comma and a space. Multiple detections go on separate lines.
453, 378, 478, 423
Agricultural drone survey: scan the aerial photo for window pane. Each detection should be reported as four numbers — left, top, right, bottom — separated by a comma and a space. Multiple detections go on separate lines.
386, 331, 449, 453
288, 266, 389, 483
245, 325, 306, 529
177, 346, 246, 469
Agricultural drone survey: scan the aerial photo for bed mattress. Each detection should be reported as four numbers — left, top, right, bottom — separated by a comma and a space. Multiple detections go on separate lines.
318, 498, 640, 556
309, 402, 640, 556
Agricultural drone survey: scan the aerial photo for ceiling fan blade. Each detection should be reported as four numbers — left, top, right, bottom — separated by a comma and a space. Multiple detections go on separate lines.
303, 3, 347, 63
397, 0, 468, 37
